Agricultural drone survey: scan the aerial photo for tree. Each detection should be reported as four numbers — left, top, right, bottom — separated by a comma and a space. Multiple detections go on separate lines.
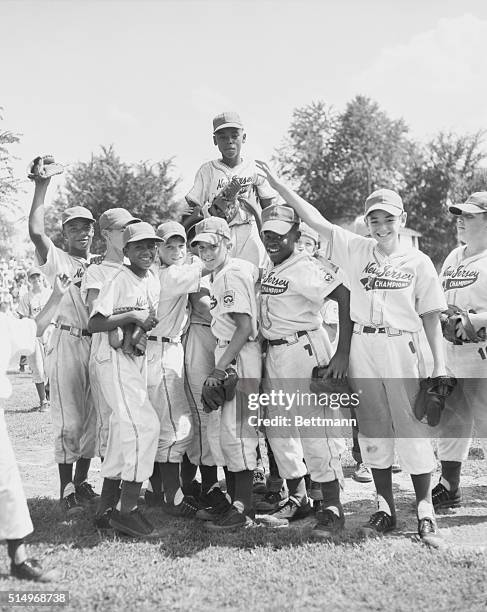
0, 108, 22, 258
275, 96, 414, 222
404, 131, 486, 266
47, 146, 182, 253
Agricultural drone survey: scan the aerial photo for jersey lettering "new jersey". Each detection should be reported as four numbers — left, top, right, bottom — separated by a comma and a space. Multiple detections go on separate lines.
442, 265, 479, 290
360, 262, 414, 291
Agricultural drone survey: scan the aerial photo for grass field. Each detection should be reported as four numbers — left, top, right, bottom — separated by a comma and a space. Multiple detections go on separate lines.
1, 373, 487, 612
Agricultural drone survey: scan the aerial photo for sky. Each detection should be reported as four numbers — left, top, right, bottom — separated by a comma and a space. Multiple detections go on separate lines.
2, 0, 487, 215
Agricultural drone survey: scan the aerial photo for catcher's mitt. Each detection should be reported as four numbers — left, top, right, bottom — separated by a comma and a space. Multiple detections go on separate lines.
27, 155, 64, 181
310, 365, 352, 396
201, 367, 239, 412
414, 376, 457, 427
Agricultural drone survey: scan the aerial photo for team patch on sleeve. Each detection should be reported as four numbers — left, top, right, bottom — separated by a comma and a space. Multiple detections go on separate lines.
222, 290, 235, 308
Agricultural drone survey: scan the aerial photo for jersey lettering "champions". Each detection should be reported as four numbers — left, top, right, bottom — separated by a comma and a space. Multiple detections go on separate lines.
260, 252, 340, 339
324, 225, 446, 332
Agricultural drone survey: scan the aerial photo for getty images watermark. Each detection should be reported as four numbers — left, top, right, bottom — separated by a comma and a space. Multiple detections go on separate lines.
245, 388, 359, 430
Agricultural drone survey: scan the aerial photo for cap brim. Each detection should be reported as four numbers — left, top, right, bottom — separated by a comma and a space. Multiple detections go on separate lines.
261, 220, 295, 235
159, 230, 187, 242
62, 215, 95, 225
214, 122, 243, 133
449, 203, 486, 215
124, 233, 163, 245
365, 203, 404, 217
191, 232, 223, 247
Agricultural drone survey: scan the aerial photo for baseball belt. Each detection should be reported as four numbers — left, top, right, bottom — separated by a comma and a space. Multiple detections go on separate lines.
267, 330, 309, 346
55, 323, 92, 337
147, 335, 182, 343
354, 324, 402, 336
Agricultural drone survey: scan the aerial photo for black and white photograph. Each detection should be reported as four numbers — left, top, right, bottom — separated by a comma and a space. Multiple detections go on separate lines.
0, 1, 486, 610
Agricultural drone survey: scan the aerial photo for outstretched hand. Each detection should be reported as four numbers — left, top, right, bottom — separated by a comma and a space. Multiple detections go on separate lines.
255, 160, 281, 190
52, 274, 72, 297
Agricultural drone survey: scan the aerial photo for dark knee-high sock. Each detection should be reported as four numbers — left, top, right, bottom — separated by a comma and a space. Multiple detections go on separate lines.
7, 539, 26, 565
223, 466, 235, 500
200, 465, 218, 493
440, 461, 462, 491
35, 382, 46, 403
286, 477, 307, 504
58, 463, 73, 498
73, 458, 91, 485
149, 462, 163, 494
119, 481, 142, 514
180, 454, 198, 493
98, 478, 121, 514
411, 472, 432, 505
160, 462, 181, 503
371, 467, 395, 516
321, 479, 342, 514
233, 470, 253, 513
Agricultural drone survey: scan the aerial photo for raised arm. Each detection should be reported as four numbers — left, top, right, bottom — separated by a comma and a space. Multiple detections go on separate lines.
28, 177, 51, 264
35, 274, 71, 336
255, 161, 333, 240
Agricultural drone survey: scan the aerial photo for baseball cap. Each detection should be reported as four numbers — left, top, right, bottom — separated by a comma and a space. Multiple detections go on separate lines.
364, 189, 404, 217
156, 221, 187, 243
299, 222, 320, 244
213, 112, 244, 134
190, 217, 231, 246
123, 222, 162, 247
27, 267, 42, 279
61, 206, 95, 225
449, 192, 487, 215
261, 205, 300, 235
99, 208, 141, 231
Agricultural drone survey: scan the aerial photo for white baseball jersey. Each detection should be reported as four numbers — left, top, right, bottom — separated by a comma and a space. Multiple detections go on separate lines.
440, 245, 487, 313
324, 225, 446, 331
35, 238, 91, 328
92, 266, 160, 345
209, 258, 259, 341
17, 287, 51, 319
186, 159, 275, 227
260, 252, 340, 339
80, 260, 125, 307
151, 257, 203, 338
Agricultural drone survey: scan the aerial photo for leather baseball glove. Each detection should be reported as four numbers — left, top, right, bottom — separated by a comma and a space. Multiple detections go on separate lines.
27, 155, 64, 181
414, 376, 457, 427
201, 367, 239, 413
441, 306, 486, 344
208, 177, 242, 222
310, 365, 352, 395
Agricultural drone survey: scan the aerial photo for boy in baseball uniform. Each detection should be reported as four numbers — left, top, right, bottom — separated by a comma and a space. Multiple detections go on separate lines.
146, 220, 206, 516
29, 170, 98, 515
191, 217, 261, 529
88, 222, 161, 538
1, 275, 70, 582
17, 268, 51, 411
185, 112, 275, 269
434, 193, 487, 509
257, 161, 448, 547
81, 208, 140, 461
258, 205, 352, 534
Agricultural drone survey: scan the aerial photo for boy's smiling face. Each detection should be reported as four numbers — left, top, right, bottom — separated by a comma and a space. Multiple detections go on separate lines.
124, 239, 158, 274
213, 127, 246, 163
158, 236, 186, 266
365, 209, 406, 251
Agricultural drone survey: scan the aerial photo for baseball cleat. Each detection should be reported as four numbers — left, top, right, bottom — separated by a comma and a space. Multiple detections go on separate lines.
162, 495, 202, 518
10, 558, 63, 582
196, 487, 231, 520
94, 507, 114, 530
207, 503, 254, 531
352, 463, 373, 483
252, 469, 267, 494
109, 508, 157, 538
144, 490, 165, 507
418, 517, 442, 548
254, 489, 286, 513
75, 481, 99, 505
432, 482, 462, 510
38, 400, 49, 412
60, 491, 84, 517
184, 479, 202, 499
311, 508, 345, 540
257, 497, 313, 528
359, 511, 396, 537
